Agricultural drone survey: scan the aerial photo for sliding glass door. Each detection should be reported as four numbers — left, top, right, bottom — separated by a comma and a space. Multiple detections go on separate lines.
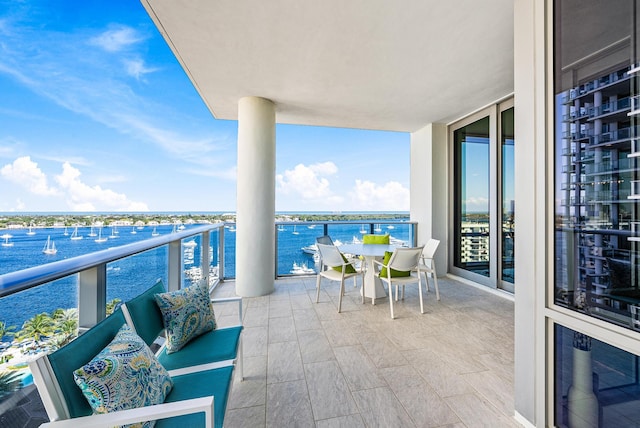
450, 100, 514, 291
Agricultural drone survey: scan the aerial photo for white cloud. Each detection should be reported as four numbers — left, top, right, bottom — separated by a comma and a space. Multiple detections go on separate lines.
89, 26, 144, 52
55, 162, 149, 212
464, 197, 489, 211
276, 162, 343, 204
0, 156, 59, 195
351, 180, 409, 210
124, 58, 158, 80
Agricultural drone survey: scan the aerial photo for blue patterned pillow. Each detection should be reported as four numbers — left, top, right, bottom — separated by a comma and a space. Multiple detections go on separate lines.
154, 282, 216, 354
73, 324, 173, 428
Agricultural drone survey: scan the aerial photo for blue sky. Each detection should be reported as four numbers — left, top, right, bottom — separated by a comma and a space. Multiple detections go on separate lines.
0, 0, 410, 213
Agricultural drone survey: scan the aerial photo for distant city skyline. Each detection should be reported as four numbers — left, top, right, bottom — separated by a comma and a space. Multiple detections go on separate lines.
0, 1, 493, 214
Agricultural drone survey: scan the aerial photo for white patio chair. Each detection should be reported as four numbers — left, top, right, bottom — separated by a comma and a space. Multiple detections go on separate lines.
373, 246, 424, 319
315, 243, 364, 312
418, 238, 440, 301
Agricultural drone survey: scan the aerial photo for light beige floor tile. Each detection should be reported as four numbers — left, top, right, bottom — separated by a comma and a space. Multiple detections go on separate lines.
352, 387, 416, 428
243, 304, 269, 327
267, 341, 304, 384
333, 345, 386, 391
293, 308, 322, 331
462, 370, 514, 416
297, 329, 335, 363
315, 414, 365, 428
228, 355, 267, 409
243, 326, 268, 357
225, 405, 265, 428
304, 360, 359, 420
266, 380, 315, 427
444, 393, 510, 427
268, 316, 297, 343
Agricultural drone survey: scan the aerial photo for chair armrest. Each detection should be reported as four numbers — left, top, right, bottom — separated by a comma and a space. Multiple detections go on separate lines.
41, 396, 215, 428
211, 296, 243, 325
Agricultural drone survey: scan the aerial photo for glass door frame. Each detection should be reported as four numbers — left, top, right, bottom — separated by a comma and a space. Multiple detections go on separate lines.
448, 99, 514, 292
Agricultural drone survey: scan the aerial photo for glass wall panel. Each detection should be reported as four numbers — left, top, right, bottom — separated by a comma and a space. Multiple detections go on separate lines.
554, 0, 640, 330
554, 324, 640, 426
454, 116, 491, 277
502, 107, 515, 284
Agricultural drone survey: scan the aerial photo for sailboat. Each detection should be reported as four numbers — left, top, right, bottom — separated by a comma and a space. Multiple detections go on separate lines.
374, 224, 382, 232
152, 227, 160, 236
109, 226, 118, 239
1, 234, 13, 247
42, 236, 57, 254
70, 226, 83, 240
292, 225, 299, 235
131, 227, 137, 234
63, 227, 69, 236
95, 228, 107, 243
88, 226, 97, 237
26, 224, 36, 236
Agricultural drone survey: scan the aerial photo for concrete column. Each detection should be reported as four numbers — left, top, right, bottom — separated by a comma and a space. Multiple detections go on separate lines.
409, 123, 448, 275
236, 96, 276, 297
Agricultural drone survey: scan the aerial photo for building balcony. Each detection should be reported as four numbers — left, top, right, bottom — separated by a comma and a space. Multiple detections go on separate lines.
0, 221, 516, 426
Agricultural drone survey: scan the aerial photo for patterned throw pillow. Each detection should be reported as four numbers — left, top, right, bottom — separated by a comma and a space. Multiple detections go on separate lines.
73, 324, 173, 428
154, 282, 217, 354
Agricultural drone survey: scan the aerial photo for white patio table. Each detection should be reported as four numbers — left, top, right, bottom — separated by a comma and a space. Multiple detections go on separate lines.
339, 243, 396, 304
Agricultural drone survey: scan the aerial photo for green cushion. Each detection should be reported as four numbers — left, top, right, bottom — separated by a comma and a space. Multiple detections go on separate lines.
47, 309, 128, 418
155, 283, 217, 354
125, 280, 167, 347
157, 366, 233, 428
379, 251, 410, 278
73, 324, 173, 427
157, 326, 243, 371
331, 253, 357, 274
363, 234, 390, 244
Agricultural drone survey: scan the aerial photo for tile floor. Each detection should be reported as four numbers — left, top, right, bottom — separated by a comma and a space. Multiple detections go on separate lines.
211, 275, 520, 428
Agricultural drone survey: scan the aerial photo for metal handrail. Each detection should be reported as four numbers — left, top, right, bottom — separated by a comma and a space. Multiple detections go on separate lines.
0, 223, 223, 298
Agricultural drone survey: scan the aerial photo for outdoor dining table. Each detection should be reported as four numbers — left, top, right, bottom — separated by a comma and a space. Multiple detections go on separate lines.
338, 243, 396, 303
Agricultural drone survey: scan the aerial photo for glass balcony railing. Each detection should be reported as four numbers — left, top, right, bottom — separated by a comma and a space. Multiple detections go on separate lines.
0, 218, 416, 418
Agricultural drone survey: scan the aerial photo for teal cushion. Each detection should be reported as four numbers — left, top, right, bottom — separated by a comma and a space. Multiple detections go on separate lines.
125, 280, 167, 348
155, 283, 217, 354
47, 309, 127, 418
379, 251, 410, 278
73, 324, 173, 427
363, 234, 390, 244
331, 253, 357, 274
157, 326, 243, 371
157, 366, 233, 428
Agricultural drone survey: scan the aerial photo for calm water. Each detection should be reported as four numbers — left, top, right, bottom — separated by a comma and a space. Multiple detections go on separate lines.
0, 221, 410, 334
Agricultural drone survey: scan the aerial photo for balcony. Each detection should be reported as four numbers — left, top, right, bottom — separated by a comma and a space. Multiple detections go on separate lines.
0, 221, 515, 426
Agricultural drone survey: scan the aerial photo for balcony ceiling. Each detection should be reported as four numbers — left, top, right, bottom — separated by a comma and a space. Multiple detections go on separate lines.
141, 0, 514, 132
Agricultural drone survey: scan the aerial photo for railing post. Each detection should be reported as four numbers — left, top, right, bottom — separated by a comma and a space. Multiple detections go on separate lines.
168, 240, 182, 291
201, 231, 210, 288
218, 227, 225, 280
274, 223, 279, 279
78, 265, 106, 329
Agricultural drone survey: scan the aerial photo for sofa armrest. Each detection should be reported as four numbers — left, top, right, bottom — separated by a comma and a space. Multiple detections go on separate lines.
41, 396, 215, 428
211, 296, 243, 325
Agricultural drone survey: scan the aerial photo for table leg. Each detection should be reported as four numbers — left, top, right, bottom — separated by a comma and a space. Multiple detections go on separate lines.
361, 256, 387, 303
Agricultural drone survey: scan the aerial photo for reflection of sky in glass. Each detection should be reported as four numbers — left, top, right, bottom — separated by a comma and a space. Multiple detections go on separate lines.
462, 136, 489, 213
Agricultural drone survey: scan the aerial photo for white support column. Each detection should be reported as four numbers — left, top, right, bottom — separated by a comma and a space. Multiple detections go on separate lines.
410, 123, 448, 276
78, 265, 106, 329
236, 96, 276, 297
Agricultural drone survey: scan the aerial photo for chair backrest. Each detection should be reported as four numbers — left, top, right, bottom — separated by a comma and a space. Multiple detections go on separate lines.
423, 239, 440, 259
121, 280, 166, 347
31, 309, 128, 420
387, 246, 424, 272
316, 235, 334, 245
316, 243, 345, 268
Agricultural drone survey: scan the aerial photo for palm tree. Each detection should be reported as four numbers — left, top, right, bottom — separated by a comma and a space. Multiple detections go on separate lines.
53, 309, 78, 347
0, 321, 16, 343
0, 371, 21, 401
18, 313, 54, 347
106, 298, 122, 315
